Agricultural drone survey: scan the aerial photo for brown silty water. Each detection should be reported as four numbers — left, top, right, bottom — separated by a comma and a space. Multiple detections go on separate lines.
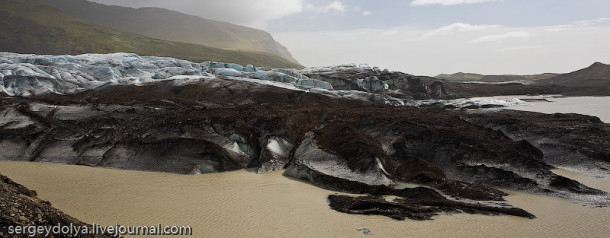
0, 161, 608, 238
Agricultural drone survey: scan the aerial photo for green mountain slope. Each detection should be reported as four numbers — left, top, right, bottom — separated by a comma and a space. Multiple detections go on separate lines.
435, 72, 485, 81
42, 0, 299, 64
0, 0, 302, 68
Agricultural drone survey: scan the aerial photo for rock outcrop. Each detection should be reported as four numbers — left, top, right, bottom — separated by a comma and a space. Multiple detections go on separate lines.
0, 173, 112, 237
463, 110, 610, 179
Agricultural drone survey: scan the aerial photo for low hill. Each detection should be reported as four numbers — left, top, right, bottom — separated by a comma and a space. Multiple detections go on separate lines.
42, 0, 299, 64
435, 72, 484, 81
436, 72, 556, 82
0, 0, 302, 68
441, 63, 610, 97
537, 62, 610, 85
480, 73, 557, 82
534, 62, 610, 95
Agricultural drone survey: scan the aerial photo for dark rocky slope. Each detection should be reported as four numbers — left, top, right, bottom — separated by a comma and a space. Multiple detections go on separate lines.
1, 76, 608, 220
303, 66, 450, 100
0, 173, 112, 237
463, 110, 610, 179
533, 62, 610, 96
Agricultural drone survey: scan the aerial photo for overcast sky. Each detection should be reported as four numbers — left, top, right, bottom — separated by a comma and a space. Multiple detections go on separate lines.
91, 0, 610, 76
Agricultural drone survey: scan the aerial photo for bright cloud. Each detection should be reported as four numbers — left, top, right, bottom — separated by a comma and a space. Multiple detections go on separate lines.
547, 17, 610, 31
323, 1, 347, 13
497, 45, 543, 52
407, 23, 498, 41
305, 1, 347, 14
304, 1, 373, 16
411, 0, 502, 6
574, 17, 610, 26
470, 31, 532, 44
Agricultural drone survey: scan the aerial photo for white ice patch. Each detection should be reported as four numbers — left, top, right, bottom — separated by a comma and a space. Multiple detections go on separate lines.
301, 63, 374, 74
266, 139, 285, 156
225, 76, 305, 92
168, 75, 214, 81
225, 142, 247, 155
375, 157, 389, 176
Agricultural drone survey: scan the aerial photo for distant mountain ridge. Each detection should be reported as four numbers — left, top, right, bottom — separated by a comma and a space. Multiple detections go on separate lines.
435, 72, 485, 81
537, 62, 610, 84
440, 62, 610, 97
436, 62, 610, 85
436, 72, 557, 82
41, 0, 299, 64
0, 0, 302, 68
533, 62, 610, 95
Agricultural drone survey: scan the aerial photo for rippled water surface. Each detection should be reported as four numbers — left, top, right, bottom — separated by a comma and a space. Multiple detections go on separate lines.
0, 161, 608, 238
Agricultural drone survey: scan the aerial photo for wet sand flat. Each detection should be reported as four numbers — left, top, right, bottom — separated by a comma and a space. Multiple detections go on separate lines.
0, 161, 608, 238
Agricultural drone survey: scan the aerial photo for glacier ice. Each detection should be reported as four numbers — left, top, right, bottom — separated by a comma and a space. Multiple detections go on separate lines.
295, 78, 333, 90
0, 52, 336, 96
0, 52, 217, 96
247, 71, 298, 83
212, 68, 244, 77
0, 52, 526, 109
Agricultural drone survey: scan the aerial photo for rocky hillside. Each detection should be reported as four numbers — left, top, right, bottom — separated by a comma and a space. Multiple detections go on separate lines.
435, 72, 486, 81
0, 173, 111, 237
533, 62, 610, 95
479, 73, 557, 82
41, 0, 299, 64
0, 0, 301, 68
1, 53, 608, 221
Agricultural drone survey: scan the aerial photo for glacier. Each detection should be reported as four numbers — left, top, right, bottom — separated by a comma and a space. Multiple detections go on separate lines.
0, 52, 334, 97
0, 52, 526, 108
